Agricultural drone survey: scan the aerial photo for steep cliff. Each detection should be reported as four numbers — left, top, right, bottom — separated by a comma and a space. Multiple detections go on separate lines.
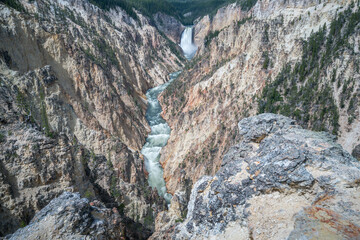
0, 0, 183, 237
154, 12, 185, 44
153, 114, 360, 239
159, 0, 360, 202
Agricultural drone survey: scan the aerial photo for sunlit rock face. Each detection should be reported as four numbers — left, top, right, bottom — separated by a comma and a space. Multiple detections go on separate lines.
158, 0, 359, 201
154, 114, 360, 239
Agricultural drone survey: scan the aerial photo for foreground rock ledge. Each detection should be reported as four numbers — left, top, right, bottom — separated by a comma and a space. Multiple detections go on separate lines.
171, 114, 360, 239
5, 192, 148, 240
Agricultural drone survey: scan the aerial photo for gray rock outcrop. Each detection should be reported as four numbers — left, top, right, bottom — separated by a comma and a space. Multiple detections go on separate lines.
154, 12, 185, 44
353, 144, 360, 161
172, 114, 360, 239
6, 192, 149, 239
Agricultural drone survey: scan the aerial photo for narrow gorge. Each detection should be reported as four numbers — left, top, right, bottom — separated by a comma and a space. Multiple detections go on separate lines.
141, 26, 197, 204
0, 0, 360, 239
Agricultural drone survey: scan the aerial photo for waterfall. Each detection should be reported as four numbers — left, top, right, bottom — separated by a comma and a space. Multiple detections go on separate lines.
180, 27, 198, 60
140, 28, 196, 204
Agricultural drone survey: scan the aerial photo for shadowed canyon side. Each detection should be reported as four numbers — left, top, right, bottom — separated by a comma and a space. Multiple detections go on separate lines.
0, 0, 184, 237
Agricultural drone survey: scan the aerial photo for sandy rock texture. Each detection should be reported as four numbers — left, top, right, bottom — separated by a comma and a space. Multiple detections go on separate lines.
159, 0, 359, 200
154, 12, 185, 44
5, 192, 149, 240
0, 0, 183, 237
157, 114, 360, 239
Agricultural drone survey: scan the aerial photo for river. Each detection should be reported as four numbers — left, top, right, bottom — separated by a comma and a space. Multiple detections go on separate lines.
140, 26, 197, 203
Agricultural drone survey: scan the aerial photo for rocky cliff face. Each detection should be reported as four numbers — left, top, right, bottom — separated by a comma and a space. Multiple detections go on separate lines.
154, 12, 185, 44
6, 192, 150, 239
159, 0, 360, 201
0, 0, 183, 237
153, 114, 360, 239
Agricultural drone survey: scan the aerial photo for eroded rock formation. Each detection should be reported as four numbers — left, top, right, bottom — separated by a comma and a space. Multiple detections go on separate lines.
154, 114, 360, 239
5, 192, 150, 240
159, 0, 360, 201
0, 0, 183, 237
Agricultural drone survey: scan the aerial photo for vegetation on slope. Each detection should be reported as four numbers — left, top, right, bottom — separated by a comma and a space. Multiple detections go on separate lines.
258, 4, 360, 135
169, 0, 257, 25
89, 0, 179, 21
0, 0, 24, 11
90, 0, 257, 24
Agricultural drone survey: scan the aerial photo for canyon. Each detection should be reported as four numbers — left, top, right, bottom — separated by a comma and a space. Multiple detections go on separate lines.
0, 0, 359, 239
159, 0, 360, 200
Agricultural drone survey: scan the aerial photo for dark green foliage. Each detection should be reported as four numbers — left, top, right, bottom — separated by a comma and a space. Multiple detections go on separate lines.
39, 88, 55, 138
347, 94, 358, 124
171, 0, 257, 24
262, 51, 270, 69
92, 39, 118, 66
204, 30, 220, 47
90, 0, 257, 25
169, 0, 256, 24
258, 6, 360, 136
90, 0, 179, 22
236, 16, 252, 27
117, 203, 125, 215
84, 189, 95, 199
143, 208, 154, 227
82, 39, 119, 69
322, 6, 360, 66
110, 175, 121, 198
40, 103, 54, 138
16, 91, 28, 112
0, 132, 5, 143
16, 91, 36, 124
0, 0, 24, 12
19, 221, 27, 228
89, 0, 138, 20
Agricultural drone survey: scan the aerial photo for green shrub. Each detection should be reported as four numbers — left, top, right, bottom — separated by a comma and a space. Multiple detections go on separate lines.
0, 0, 24, 12
204, 30, 220, 47
84, 189, 95, 199
0, 132, 5, 142
262, 51, 270, 69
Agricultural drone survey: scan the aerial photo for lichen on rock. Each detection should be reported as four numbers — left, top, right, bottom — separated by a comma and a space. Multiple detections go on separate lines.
171, 114, 360, 239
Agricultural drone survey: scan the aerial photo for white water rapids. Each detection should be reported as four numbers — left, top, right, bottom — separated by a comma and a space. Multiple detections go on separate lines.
141, 72, 180, 203
141, 27, 197, 203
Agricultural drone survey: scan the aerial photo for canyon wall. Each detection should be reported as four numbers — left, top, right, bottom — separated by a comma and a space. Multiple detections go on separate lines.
0, 0, 183, 237
159, 0, 360, 204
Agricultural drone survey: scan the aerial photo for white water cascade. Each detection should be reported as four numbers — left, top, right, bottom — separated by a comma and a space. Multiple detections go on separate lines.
180, 27, 198, 60
140, 72, 181, 203
140, 27, 197, 204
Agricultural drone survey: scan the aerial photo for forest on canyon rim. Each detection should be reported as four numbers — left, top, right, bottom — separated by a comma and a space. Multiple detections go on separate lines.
0, 0, 360, 239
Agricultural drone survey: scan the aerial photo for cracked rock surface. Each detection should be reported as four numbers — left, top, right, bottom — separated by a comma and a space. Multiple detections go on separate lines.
5, 192, 147, 240
173, 113, 360, 240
